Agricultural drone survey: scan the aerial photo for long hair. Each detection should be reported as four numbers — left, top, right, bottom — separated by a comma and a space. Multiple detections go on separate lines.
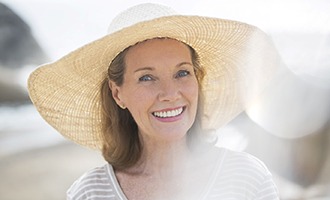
101, 39, 206, 170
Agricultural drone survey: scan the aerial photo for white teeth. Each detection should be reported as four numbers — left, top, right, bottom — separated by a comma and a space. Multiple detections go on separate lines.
153, 107, 183, 118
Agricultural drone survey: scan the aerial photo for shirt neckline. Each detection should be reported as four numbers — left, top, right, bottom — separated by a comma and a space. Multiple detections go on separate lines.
106, 164, 128, 200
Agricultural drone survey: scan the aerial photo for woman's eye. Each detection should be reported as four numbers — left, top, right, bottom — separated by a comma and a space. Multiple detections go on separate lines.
139, 75, 153, 82
176, 70, 190, 78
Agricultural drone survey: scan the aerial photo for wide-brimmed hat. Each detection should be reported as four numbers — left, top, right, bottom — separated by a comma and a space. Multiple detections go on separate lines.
28, 3, 281, 149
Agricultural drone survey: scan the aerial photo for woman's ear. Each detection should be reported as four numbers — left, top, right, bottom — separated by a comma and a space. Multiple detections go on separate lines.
108, 80, 126, 109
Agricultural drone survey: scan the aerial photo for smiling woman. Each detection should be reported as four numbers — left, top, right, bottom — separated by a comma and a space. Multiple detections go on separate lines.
102, 38, 203, 171
28, 3, 281, 200
104, 38, 200, 169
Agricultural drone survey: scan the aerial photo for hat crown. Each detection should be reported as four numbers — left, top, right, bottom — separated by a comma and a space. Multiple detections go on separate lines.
107, 3, 177, 34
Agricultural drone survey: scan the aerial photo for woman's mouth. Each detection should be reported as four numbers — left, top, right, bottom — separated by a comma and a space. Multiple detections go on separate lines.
152, 107, 184, 118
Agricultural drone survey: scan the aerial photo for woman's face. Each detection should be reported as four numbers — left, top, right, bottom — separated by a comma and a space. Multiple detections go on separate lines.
111, 38, 199, 143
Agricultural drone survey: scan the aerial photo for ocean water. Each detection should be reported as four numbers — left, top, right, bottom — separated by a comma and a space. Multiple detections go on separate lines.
0, 103, 65, 157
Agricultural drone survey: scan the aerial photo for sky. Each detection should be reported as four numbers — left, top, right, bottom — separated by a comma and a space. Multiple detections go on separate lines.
2, 0, 329, 61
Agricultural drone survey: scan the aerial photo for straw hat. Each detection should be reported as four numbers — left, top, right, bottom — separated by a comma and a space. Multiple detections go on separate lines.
28, 3, 281, 149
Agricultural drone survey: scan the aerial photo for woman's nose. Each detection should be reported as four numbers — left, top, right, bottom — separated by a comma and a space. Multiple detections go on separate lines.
158, 81, 181, 102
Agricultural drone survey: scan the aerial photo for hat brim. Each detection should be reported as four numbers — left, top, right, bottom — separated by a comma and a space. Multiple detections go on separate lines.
28, 15, 281, 149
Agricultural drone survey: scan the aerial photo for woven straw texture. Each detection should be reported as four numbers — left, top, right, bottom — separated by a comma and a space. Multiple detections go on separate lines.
28, 4, 281, 149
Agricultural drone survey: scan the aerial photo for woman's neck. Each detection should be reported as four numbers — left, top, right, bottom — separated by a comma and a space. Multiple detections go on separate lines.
123, 135, 193, 179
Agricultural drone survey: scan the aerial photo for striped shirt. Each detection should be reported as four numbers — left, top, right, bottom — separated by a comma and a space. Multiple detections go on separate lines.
67, 148, 279, 200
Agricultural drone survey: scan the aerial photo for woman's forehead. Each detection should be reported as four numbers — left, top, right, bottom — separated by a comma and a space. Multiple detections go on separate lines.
124, 38, 192, 68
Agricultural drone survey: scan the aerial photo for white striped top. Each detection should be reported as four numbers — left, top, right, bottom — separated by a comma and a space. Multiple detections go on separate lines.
67, 148, 279, 200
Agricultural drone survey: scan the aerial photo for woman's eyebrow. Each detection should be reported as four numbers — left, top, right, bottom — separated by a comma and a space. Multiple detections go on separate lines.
134, 62, 192, 73
134, 67, 154, 73
176, 62, 193, 68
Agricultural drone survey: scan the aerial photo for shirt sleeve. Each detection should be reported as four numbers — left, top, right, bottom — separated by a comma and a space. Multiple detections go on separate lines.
66, 165, 116, 200
255, 174, 280, 200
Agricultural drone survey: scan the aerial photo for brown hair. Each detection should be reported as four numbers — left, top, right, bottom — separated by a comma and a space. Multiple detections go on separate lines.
101, 39, 205, 169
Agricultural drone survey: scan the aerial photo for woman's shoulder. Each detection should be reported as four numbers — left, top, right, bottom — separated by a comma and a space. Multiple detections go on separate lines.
208, 147, 279, 199
212, 146, 271, 176
67, 164, 117, 200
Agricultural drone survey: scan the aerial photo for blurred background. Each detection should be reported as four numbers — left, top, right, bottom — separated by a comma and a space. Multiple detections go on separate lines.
0, 0, 329, 199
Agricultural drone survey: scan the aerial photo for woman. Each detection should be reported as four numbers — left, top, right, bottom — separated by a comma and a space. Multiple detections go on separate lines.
28, 3, 281, 200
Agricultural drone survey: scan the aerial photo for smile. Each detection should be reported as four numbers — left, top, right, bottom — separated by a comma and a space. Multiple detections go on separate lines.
152, 107, 184, 118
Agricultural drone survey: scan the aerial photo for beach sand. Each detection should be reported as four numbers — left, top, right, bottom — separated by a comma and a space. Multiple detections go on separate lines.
0, 142, 105, 200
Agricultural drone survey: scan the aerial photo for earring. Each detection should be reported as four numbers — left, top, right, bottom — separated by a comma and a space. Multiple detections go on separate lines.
119, 104, 126, 109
